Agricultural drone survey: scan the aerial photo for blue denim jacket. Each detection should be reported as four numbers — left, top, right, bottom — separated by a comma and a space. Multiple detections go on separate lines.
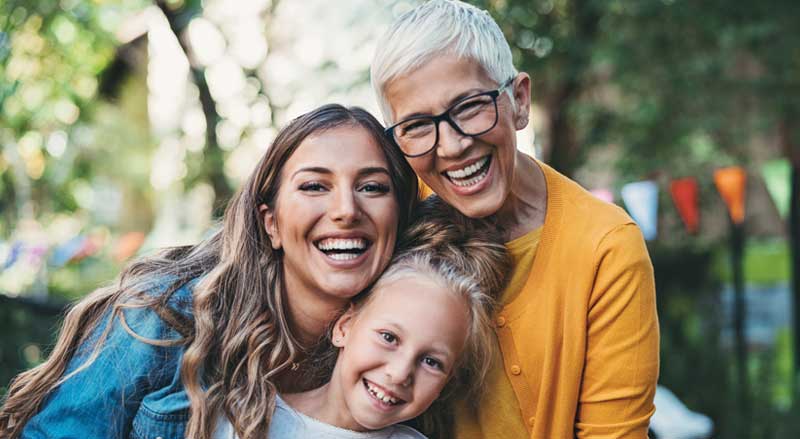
21, 279, 198, 439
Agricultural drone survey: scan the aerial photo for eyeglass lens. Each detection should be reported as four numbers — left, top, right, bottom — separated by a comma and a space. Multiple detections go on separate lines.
393, 93, 498, 156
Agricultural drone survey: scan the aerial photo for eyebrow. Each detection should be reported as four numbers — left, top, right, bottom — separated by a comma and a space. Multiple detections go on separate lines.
397, 87, 488, 121
291, 166, 391, 179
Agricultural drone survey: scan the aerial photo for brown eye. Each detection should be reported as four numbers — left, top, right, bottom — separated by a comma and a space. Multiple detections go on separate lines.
380, 331, 397, 344
422, 356, 444, 371
359, 182, 391, 194
299, 182, 326, 192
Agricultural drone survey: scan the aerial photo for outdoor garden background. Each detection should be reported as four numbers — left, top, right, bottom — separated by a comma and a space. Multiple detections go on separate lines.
1, 1, 798, 438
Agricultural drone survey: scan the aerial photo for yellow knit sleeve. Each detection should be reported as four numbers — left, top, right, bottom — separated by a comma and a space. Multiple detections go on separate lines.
576, 223, 660, 439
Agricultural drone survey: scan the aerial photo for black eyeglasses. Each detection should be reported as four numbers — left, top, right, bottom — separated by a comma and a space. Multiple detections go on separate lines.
385, 78, 515, 158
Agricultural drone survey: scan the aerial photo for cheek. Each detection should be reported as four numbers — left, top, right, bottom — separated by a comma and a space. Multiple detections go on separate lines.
372, 199, 400, 236
408, 156, 435, 175
414, 374, 449, 405
280, 196, 324, 229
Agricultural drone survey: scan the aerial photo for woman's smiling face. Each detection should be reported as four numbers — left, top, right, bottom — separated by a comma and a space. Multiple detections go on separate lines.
384, 55, 530, 219
263, 124, 400, 306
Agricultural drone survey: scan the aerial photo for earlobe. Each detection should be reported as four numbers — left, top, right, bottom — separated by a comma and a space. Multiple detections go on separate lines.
332, 306, 356, 348
259, 204, 282, 250
512, 73, 532, 130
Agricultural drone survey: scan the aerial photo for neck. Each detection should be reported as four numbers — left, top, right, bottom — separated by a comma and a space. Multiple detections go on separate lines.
283, 277, 347, 347
283, 379, 366, 432
495, 152, 548, 241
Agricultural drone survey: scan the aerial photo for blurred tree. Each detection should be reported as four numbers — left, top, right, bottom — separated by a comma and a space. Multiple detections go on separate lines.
470, 0, 607, 177
0, 0, 149, 224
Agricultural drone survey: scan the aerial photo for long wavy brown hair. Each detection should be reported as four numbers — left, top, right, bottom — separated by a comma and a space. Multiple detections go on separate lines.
0, 104, 418, 439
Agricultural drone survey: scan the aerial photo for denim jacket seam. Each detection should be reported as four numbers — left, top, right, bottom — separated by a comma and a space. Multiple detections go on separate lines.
137, 401, 191, 422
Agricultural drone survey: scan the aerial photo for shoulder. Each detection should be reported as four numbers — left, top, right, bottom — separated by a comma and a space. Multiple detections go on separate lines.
544, 163, 633, 230
140, 275, 199, 318
539, 161, 642, 254
115, 275, 200, 342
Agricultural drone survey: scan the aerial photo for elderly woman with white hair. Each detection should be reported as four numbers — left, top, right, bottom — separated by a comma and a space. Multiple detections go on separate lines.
371, 1, 659, 438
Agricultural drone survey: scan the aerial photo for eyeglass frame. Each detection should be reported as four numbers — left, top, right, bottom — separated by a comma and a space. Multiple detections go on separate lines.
384, 77, 517, 158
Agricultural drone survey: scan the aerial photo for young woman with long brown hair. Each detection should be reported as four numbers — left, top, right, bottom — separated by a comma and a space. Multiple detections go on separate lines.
0, 104, 418, 439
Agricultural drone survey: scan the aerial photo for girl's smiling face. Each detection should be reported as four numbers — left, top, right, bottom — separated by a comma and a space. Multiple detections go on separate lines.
326, 275, 471, 431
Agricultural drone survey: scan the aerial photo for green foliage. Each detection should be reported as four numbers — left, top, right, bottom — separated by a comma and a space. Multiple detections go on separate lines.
713, 239, 791, 284
0, 0, 150, 226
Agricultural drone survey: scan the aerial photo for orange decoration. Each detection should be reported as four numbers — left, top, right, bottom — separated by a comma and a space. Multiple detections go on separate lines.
113, 232, 146, 262
670, 178, 700, 233
713, 167, 747, 224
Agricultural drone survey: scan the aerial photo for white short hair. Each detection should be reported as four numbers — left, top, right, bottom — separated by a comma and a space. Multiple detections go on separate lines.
371, 0, 518, 124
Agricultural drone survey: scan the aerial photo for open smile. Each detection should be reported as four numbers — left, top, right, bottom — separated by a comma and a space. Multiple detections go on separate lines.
442, 155, 492, 188
313, 237, 371, 262
363, 378, 406, 409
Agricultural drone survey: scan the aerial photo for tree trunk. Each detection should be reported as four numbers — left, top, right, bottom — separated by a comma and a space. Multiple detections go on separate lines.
155, 0, 232, 217
543, 0, 600, 178
776, 116, 800, 399
547, 83, 580, 178
791, 163, 799, 395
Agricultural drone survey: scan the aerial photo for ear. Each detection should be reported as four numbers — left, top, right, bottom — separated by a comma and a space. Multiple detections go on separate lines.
511, 73, 532, 130
259, 204, 282, 250
332, 305, 357, 348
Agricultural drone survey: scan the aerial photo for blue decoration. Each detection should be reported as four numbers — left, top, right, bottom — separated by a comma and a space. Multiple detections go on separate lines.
621, 181, 659, 241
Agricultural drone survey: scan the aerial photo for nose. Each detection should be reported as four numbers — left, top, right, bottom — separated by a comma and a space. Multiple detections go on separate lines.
436, 119, 473, 159
329, 187, 362, 225
385, 355, 414, 387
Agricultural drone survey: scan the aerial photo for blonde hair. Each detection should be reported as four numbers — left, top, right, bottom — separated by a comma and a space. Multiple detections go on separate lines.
0, 104, 418, 439
371, 0, 517, 123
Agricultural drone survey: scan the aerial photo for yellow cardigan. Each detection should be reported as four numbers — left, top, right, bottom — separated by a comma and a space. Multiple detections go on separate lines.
455, 161, 660, 438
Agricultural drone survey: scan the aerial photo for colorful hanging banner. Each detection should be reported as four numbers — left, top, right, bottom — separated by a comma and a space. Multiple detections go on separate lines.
713, 167, 747, 224
669, 177, 700, 234
761, 159, 791, 219
590, 188, 615, 204
621, 180, 659, 241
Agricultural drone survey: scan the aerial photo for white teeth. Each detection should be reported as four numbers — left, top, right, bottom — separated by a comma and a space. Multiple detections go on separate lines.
451, 163, 490, 187
445, 156, 489, 179
316, 238, 367, 251
365, 380, 400, 405
328, 253, 358, 261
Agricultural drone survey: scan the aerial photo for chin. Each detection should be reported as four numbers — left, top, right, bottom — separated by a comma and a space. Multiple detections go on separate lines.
323, 280, 369, 299
452, 197, 503, 219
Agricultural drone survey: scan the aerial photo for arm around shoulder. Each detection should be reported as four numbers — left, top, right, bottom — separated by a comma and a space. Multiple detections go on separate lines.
576, 223, 660, 439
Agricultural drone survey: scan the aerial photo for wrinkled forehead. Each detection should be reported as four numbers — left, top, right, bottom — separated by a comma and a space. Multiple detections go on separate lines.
382, 55, 496, 123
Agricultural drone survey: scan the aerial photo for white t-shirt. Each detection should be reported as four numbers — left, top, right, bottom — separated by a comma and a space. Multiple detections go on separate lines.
212, 395, 427, 439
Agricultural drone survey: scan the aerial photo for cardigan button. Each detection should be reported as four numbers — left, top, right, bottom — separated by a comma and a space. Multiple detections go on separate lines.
496, 316, 506, 327
510, 365, 521, 375
528, 417, 535, 426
